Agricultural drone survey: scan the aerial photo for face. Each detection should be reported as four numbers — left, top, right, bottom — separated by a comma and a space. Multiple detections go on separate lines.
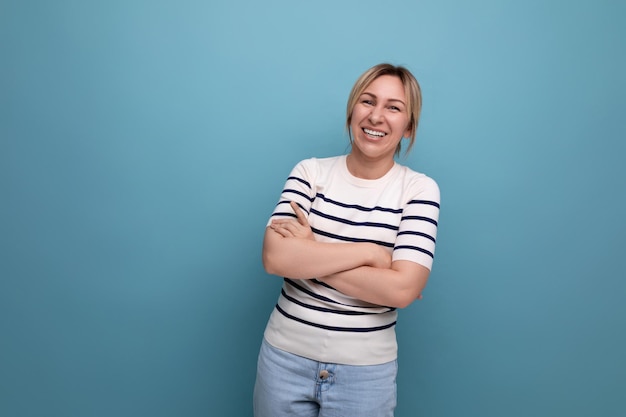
349, 75, 411, 165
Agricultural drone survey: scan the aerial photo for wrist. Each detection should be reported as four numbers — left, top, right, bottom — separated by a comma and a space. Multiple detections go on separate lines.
366, 243, 381, 267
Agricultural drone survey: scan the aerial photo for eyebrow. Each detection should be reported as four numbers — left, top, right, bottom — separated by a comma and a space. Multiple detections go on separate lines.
361, 92, 406, 106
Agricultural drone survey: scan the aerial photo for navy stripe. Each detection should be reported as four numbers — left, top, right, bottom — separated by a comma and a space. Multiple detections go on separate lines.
311, 208, 399, 231
275, 304, 397, 333
393, 245, 434, 259
281, 289, 376, 316
283, 188, 314, 201
316, 193, 402, 214
310, 279, 396, 312
312, 279, 336, 291
273, 211, 297, 219
285, 279, 386, 309
287, 176, 311, 189
401, 215, 438, 226
285, 279, 341, 305
408, 199, 440, 209
275, 200, 310, 215
397, 230, 436, 243
311, 227, 394, 248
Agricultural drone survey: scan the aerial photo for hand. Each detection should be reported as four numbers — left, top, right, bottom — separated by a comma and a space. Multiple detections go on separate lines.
269, 201, 315, 240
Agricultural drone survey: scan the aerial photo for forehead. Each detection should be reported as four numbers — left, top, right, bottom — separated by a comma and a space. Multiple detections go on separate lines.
363, 75, 406, 100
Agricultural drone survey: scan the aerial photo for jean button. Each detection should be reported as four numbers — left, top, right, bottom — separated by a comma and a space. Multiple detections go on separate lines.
319, 370, 329, 380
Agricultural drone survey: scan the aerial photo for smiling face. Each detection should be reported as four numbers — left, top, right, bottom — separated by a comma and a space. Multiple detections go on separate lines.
348, 75, 411, 175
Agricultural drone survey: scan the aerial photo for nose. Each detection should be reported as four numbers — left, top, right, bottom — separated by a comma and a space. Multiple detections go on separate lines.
369, 106, 383, 124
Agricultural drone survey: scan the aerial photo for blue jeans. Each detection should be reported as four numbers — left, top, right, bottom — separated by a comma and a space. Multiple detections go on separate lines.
253, 339, 397, 417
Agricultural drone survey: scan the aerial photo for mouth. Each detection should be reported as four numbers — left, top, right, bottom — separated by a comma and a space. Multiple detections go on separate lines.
363, 128, 386, 138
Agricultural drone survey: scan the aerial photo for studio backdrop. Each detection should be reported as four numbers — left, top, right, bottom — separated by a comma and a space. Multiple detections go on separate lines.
2, 1, 624, 416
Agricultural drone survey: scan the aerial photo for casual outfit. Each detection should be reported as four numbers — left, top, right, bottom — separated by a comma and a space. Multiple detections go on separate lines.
254, 155, 440, 417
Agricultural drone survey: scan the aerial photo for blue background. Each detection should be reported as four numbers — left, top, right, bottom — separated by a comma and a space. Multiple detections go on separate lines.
2, 1, 625, 416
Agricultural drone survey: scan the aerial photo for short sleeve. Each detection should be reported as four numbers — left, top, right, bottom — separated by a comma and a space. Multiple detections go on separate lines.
392, 176, 440, 270
267, 158, 318, 226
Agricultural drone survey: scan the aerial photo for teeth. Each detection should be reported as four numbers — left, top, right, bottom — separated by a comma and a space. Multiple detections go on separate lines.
364, 128, 385, 137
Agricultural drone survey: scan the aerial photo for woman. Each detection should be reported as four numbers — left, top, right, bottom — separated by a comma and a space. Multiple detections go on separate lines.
254, 63, 440, 417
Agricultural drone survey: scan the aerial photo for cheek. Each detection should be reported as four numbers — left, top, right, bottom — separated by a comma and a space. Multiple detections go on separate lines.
351, 106, 366, 121
392, 117, 411, 134
350, 109, 367, 130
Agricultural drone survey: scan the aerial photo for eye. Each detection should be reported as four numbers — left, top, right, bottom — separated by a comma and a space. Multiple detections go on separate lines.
388, 105, 402, 112
361, 99, 374, 106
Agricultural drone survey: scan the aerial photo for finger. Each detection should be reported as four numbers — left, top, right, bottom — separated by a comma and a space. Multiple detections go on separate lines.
271, 219, 300, 228
270, 224, 294, 238
290, 201, 308, 226
281, 222, 300, 234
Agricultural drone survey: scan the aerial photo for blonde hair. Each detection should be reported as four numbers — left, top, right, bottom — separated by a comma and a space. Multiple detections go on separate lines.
346, 63, 422, 156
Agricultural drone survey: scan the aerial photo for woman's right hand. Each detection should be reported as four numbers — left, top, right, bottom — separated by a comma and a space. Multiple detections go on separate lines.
269, 201, 315, 240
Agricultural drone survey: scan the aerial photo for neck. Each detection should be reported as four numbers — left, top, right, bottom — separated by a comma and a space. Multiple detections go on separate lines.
346, 153, 395, 180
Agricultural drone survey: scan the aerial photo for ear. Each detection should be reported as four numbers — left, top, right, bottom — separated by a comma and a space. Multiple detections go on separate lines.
403, 125, 412, 139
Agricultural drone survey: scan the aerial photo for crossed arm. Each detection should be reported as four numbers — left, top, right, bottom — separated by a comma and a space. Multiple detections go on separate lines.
262, 202, 430, 308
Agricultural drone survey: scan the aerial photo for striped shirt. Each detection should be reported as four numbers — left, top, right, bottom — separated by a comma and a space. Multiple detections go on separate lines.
263, 155, 440, 365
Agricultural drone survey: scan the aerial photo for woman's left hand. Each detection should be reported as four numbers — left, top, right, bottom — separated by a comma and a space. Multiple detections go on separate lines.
269, 201, 314, 240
